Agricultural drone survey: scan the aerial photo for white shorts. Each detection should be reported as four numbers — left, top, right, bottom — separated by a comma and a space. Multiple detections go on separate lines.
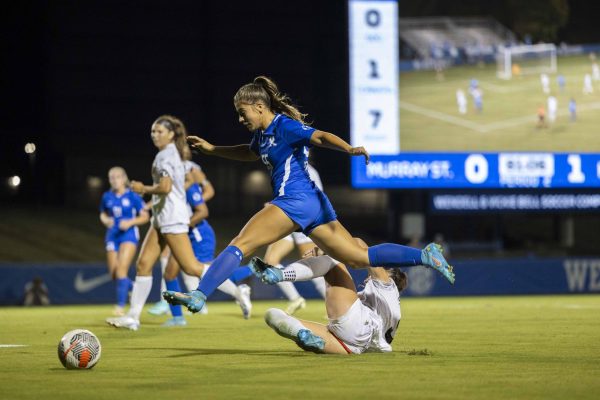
283, 232, 313, 246
327, 299, 381, 354
158, 223, 189, 235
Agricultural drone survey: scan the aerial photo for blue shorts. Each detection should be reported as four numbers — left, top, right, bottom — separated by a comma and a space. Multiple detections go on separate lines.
105, 227, 140, 252
271, 189, 337, 235
189, 222, 216, 263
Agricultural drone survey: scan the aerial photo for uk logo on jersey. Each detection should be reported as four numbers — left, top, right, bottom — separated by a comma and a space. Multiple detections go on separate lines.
122, 198, 130, 207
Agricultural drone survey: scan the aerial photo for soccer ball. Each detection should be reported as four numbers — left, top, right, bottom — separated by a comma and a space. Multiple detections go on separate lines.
57, 329, 102, 369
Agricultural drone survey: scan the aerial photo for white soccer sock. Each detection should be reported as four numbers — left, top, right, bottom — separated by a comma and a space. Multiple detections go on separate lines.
276, 281, 301, 300
265, 308, 307, 340
201, 263, 239, 300
181, 271, 200, 292
312, 276, 327, 299
283, 257, 337, 282
160, 255, 168, 294
274, 262, 302, 300
128, 276, 152, 321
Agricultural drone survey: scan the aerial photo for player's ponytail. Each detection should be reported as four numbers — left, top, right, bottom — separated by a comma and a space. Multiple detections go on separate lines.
234, 76, 309, 124
154, 115, 191, 160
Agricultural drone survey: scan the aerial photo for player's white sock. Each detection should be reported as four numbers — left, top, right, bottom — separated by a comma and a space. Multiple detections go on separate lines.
160, 255, 168, 294
312, 277, 327, 299
128, 276, 152, 321
181, 271, 200, 292
201, 263, 240, 300
283, 257, 337, 282
265, 308, 306, 340
275, 263, 302, 300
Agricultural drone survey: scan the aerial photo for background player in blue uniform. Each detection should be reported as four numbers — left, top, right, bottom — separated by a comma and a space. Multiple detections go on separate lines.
99, 166, 149, 316
165, 76, 454, 313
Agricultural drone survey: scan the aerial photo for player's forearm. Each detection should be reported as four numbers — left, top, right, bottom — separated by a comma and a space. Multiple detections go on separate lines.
141, 182, 171, 195
200, 182, 215, 201
130, 212, 150, 227
310, 130, 352, 153
209, 145, 260, 161
99, 213, 112, 227
189, 208, 209, 227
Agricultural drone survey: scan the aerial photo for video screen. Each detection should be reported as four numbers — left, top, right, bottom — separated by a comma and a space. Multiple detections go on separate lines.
349, 0, 600, 189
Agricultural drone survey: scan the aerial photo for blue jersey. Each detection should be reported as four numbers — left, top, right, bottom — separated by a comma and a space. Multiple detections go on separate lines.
186, 183, 209, 231
249, 114, 316, 198
100, 189, 145, 234
186, 183, 216, 262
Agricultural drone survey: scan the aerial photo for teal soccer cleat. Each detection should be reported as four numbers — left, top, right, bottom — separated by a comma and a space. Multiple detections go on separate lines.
249, 256, 284, 285
147, 300, 170, 316
421, 243, 455, 285
297, 329, 325, 353
162, 290, 207, 313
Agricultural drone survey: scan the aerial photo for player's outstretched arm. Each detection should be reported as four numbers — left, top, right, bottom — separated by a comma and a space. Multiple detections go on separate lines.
309, 130, 370, 164
187, 136, 259, 161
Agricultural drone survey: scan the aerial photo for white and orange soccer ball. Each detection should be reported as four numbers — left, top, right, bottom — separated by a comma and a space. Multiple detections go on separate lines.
57, 329, 102, 369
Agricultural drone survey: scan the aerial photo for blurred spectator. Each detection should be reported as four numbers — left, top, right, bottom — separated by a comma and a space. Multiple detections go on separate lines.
583, 74, 593, 94
23, 276, 50, 306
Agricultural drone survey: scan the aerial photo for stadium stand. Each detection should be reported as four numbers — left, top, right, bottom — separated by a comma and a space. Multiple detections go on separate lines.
399, 17, 517, 62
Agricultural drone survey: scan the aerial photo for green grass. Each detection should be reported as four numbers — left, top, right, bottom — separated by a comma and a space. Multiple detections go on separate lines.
1, 295, 599, 399
400, 55, 600, 152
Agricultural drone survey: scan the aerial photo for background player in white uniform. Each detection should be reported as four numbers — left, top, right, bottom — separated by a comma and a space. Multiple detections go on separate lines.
106, 115, 206, 330
263, 162, 327, 314
547, 95, 558, 123
540, 73, 550, 94
456, 89, 467, 115
256, 240, 406, 354
148, 155, 216, 316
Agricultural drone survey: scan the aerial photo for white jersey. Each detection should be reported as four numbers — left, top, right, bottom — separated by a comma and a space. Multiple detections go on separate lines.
151, 143, 189, 230
184, 160, 202, 174
358, 278, 401, 352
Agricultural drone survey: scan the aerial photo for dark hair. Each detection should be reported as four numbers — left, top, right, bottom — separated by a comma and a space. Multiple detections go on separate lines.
233, 76, 308, 124
153, 115, 190, 160
389, 269, 408, 293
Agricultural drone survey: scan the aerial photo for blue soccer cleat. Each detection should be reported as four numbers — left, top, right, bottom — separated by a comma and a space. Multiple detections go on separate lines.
249, 256, 284, 285
147, 299, 170, 316
162, 290, 207, 313
297, 329, 325, 353
421, 243, 455, 285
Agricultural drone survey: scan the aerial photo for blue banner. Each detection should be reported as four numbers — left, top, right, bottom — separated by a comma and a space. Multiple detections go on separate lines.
1, 258, 599, 305
352, 153, 600, 189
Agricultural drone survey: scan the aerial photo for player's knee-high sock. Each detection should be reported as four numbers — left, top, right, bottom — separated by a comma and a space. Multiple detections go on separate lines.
197, 246, 243, 297
180, 271, 199, 292
281, 260, 337, 282
312, 277, 327, 299
265, 308, 308, 340
165, 279, 183, 317
116, 277, 130, 307
367, 244, 422, 268
277, 281, 302, 300
201, 264, 241, 300
229, 265, 254, 283
160, 255, 168, 295
128, 276, 152, 321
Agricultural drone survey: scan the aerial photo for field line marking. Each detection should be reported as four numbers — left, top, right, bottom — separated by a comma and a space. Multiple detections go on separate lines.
400, 101, 485, 132
0, 344, 28, 348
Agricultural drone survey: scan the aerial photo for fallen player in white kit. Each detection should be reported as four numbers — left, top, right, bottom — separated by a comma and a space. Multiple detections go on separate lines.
251, 240, 408, 354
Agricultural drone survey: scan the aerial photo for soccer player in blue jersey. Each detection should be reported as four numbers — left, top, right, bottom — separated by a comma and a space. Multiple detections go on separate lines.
161, 182, 252, 326
106, 115, 208, 331
99, 166, 149, 316
164, 76, 454, 314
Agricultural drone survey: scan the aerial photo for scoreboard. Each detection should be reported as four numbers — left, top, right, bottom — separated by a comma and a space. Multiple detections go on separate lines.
348, 0, 600, 189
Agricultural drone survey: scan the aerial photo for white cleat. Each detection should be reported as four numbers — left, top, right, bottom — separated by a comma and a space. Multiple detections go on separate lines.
238, 284, 252, 319
106, 315, 140, 331
286, 297, 306, 315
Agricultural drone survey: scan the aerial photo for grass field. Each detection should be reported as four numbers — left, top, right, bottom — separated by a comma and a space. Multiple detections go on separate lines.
400, 55, 600, 152
1, 295, 599, 400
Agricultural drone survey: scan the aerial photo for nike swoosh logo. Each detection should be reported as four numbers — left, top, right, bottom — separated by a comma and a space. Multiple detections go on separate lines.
432, 256, 442, 267
74, 271, 113, 293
